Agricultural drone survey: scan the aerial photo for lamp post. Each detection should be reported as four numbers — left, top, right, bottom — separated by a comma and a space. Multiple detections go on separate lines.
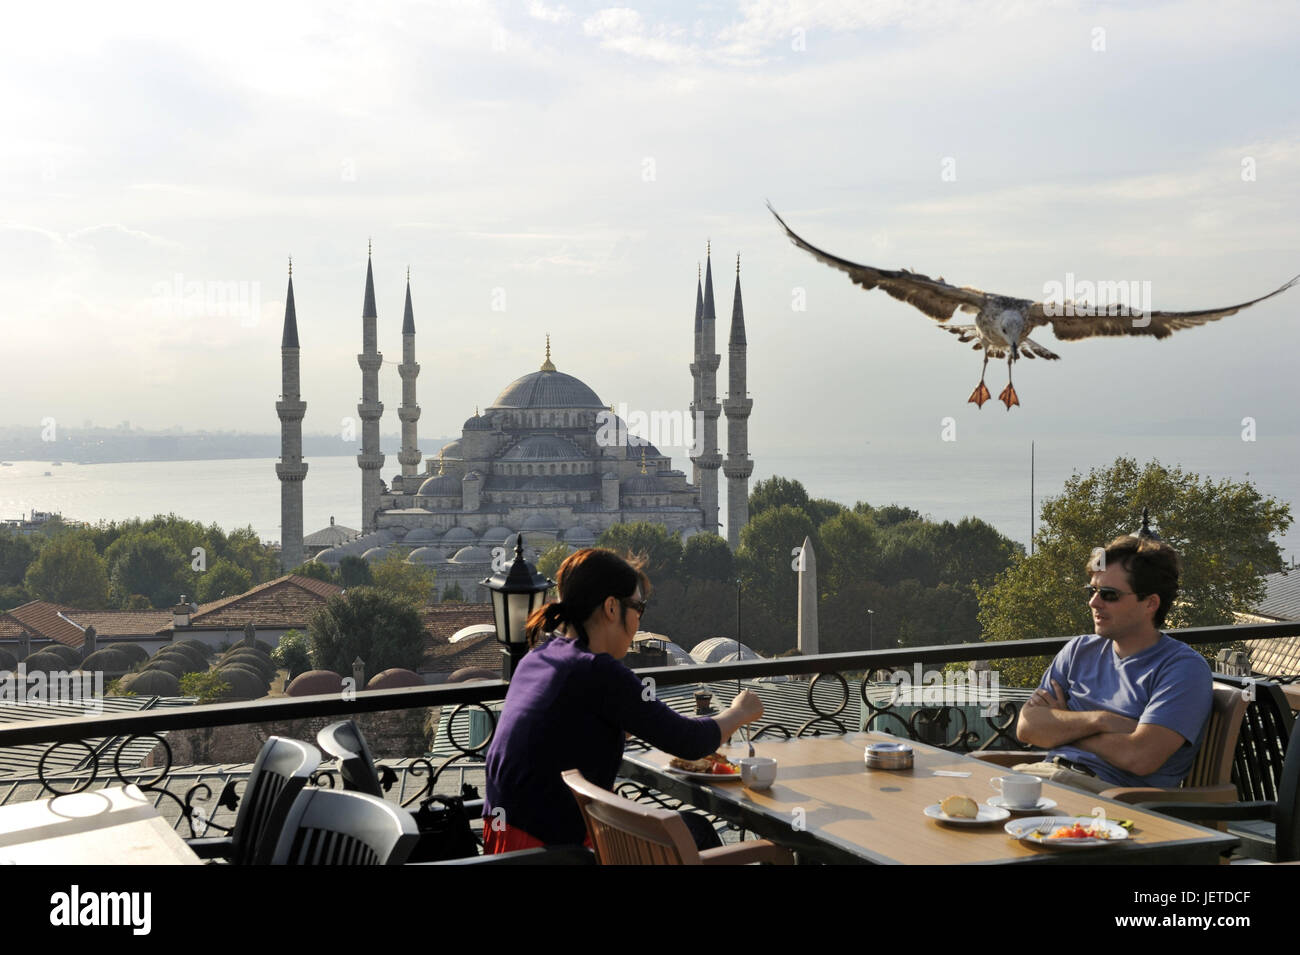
482, 535, 553, 678
867, 609, 875, 652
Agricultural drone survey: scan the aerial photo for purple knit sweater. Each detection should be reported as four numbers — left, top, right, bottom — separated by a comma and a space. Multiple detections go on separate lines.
485, 634, 722, 845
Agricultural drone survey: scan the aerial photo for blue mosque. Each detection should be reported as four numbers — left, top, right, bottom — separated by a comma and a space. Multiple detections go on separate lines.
276, 247, 753, 600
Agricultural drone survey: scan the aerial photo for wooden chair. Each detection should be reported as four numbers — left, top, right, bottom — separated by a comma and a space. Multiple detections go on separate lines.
561, 769, 793, 865
317, 720, 384, 797
188, 736, 321, 865
1147, 718, 1300, 863
971, 681, 1247, 807
270, 788, 420, 865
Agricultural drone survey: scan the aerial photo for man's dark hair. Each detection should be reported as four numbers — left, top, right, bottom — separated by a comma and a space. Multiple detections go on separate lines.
1090, 535, 1181, 628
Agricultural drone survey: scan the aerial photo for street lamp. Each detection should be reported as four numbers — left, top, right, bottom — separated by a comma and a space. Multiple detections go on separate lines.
482, 535, 553, 678
867, 609, 875, 652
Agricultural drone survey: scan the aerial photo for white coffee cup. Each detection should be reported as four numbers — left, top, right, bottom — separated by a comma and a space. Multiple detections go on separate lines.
739, 756, 778, 790
991, 774, 1042, 809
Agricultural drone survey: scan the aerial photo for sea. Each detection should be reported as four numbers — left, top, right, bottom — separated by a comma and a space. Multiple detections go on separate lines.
1, 432, 1296, 562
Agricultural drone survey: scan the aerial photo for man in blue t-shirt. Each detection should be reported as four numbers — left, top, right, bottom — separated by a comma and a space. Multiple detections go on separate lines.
1014, 533, 1211, 794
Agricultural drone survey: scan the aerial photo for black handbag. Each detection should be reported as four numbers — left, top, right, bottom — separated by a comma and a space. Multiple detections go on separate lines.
406, 785, 480, 862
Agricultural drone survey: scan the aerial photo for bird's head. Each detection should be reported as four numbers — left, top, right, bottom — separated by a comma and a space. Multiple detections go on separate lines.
997, 309, 1025, 355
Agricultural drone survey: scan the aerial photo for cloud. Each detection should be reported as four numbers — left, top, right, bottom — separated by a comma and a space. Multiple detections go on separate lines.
527, 1, 572, 24
582, 7, 696, 63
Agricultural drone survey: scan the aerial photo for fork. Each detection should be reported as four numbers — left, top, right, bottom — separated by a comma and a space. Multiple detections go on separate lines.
741, 722, 755, 758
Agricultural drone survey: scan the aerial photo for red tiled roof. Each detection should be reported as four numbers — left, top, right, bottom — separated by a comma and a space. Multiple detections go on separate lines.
419, 603, 495, 643
419, 603, 499, 676
177, 574, 342, 630
67, 610, 173, 637
1, 602, 85, 648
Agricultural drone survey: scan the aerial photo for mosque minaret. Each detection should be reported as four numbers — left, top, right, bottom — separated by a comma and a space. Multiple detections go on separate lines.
357, 243, 386, 532
723, 254, 753, 550
396, 268, 422, 488
275, 259, 308, 570
692, 244, 722, 536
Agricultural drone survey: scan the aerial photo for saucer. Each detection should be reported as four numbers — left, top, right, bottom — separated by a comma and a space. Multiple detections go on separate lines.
987, 795, 1057, 813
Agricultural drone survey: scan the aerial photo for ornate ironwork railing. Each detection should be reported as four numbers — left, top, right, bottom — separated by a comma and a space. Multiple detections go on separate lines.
0, 621, 1296, 835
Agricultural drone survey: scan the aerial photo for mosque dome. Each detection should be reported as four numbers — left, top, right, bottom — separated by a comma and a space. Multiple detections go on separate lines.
563, 525, 595, 544
481, 525, 514, 543
367, 668, 424, 690
438, 439, 463, 460
404, 527, 440, 543
407, 546, 446, 564
286, 670, 345, 697
123, 669, 181, 696
491, 370, 605, 410
362, 547, 389, 562
442, 526, 476, 545
450, 545, 493, 564
417, 473, 461, 497
521, 513, 556, 531
463, 412, 494, 431
501, 435, 587, 461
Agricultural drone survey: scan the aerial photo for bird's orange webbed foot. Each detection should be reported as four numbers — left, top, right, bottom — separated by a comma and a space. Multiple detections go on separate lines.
998, 384, 1020, 409
968, 382, 992, 408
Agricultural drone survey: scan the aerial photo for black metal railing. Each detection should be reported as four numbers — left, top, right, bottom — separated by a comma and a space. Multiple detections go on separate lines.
1, 620, 1296, 836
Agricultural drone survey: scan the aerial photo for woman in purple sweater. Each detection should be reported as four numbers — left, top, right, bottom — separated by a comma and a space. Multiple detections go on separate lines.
484, 548, 763, 852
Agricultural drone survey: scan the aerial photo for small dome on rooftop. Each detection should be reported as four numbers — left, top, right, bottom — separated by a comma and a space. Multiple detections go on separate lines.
367, 668, 424, 690
286, 669, 345, 697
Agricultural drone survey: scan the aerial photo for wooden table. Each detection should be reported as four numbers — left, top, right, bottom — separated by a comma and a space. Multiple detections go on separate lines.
0, 785, 201, 865
621, 733, 1239, 865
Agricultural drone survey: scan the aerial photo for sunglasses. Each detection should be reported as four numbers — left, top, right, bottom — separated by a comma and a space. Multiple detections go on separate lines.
620, 597, 647, 615
1083, 585, 1138, 602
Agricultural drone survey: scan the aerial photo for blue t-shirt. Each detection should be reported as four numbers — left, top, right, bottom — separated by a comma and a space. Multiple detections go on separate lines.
1040, 633, 1211, 788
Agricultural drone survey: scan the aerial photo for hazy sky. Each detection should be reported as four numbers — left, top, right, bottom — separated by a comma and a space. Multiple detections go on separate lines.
4, 0, 1299, 463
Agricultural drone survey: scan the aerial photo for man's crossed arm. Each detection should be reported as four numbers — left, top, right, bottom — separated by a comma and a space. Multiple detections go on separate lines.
1016, 680, 1187, 778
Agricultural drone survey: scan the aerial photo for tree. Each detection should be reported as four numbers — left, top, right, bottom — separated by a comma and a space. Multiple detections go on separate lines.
179, 670, 231, 703
0, 530, 37, 587
338, 555, 374, 588
535, 543, 572, 582
979, 457, 1292, 685
271, 629, 314, 681
370, 552, 437, 608
440, 581, 465, 603
736, 505, 817, 654
308, 587, 426, 676
195, 559, 253, 603
105, 532, 186, 608
24, 535, 109, 607
749, 477, 810, 519
291, 561, 338, 584
596, 523, 683, 582
681, 533, 734, 582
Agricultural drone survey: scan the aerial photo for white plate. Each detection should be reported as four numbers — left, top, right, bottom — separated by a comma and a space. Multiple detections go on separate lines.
987, 796, 1057, 813
664, 767, 744, 782
924, 803, 1011, 825
1005, 816, 1129, 847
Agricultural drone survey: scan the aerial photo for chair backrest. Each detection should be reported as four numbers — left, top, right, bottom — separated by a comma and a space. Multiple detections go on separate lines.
270, 788, 420, 865
1184, 682, 1250, 788
1274, 719, 1300, 863
231, 736, 321, 865
317, 720, 383, 797
1211, 674, 1295, 801
561, 769, 701, 865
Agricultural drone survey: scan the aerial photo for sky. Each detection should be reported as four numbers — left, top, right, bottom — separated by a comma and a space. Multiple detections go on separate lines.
3, 0, 1299, 464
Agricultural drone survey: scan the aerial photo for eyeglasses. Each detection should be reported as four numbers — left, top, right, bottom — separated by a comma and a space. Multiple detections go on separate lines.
1084, 585, 1138, 602
620, 597, 647, 615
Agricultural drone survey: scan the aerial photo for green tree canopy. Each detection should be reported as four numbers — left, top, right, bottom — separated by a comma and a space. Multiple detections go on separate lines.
681, 533, 734, 582
535, 542, 572, 582
308, 587, 426, 676
979, 457, 1291, 684
749, 477, 810, 519
271, 629, 314, 681
24, 535, 110, 607
290, 561, 339, 584
0, 530, 37, 588
338, 555, 374, 588
106, 532, 187, 608
369, 552, 437, 608
195, 558, 253, 603
595, 522, 684, 583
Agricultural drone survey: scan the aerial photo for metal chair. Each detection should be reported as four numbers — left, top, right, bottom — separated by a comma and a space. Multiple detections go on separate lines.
1147, 718, 1300, 863
317, 720, 384, 797
270, 788, 420, 865
561, 769, 793, 865
188, 736, 321, 865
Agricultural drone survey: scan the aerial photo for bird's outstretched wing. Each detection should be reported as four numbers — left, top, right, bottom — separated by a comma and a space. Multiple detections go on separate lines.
1030, 274, 1299, 341
769, 203, 993, 322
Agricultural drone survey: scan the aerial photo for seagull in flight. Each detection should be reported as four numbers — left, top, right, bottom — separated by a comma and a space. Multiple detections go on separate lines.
769, 203, 1299, 409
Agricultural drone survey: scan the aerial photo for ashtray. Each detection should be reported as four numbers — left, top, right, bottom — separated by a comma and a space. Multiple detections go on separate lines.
865, 741, 914, 770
